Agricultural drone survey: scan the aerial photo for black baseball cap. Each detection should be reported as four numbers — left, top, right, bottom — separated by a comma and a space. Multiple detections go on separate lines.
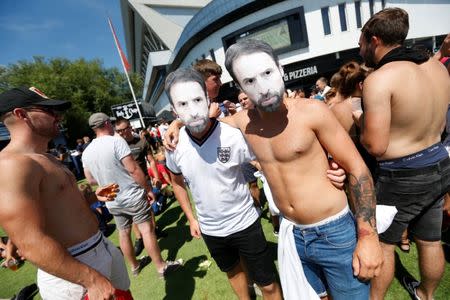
0, 86, 71, 115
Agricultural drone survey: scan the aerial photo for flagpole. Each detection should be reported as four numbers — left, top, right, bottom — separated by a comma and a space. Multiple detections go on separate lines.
108, 17, 146, 129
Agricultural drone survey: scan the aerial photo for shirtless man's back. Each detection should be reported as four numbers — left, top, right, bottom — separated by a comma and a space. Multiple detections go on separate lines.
355, 8, 450, 300
361, 60, 449, 159
223, 39, 383, 299
0, 87, 129, 300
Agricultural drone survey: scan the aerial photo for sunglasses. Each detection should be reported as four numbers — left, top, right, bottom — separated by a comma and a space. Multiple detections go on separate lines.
25, 106, 63, 117
116, 125, 131, 133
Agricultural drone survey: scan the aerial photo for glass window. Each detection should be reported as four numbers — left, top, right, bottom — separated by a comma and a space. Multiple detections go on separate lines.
321, 7, 331, 35
236, 19, 292, 50
338, 3, 347, 32
355, 1, 362, 28
223, 7, 309, 55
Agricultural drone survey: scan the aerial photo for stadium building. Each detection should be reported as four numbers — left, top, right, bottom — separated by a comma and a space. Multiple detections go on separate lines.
121, 0, 449, 118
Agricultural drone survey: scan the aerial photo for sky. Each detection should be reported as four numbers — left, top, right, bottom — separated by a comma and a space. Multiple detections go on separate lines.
0, 0, 127, 70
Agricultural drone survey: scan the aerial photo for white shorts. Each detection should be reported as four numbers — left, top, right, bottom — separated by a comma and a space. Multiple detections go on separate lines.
37, 232, 130, 300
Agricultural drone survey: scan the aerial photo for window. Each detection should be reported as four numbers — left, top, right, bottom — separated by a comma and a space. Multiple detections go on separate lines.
369, 0, 375, 16
355, 1, 362, 28
321, 7, 331, 35
209, 49, 216, 62
338, 3, 347, 31
223, 7, 309, 55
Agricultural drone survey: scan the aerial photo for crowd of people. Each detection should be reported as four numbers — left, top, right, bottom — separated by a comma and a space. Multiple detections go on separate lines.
0, 7, 449, 300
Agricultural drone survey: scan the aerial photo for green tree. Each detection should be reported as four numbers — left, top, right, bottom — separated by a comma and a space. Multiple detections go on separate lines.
0, 57, 143, 146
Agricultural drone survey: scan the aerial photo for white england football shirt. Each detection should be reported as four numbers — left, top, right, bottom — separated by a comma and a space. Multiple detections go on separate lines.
166, 120, 259, 237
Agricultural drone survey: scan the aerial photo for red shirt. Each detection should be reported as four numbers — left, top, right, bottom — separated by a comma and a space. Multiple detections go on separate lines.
148, 163, 169, 185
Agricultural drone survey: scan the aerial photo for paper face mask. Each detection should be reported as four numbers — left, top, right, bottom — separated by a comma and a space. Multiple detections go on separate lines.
232, 52, 285, 112
170, 81, 209, 133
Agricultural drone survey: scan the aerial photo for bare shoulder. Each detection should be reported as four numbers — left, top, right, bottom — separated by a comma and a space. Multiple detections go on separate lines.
220, 110, 249, 130
0, 152, 45, 182
290, 99, 332, 119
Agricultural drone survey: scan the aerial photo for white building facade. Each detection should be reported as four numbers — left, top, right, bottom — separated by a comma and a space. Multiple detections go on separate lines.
120, 0, 450, 118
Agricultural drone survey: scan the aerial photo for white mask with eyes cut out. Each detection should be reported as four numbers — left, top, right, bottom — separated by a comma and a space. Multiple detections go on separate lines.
170, 81, 210, 134
232, 52, 285, 112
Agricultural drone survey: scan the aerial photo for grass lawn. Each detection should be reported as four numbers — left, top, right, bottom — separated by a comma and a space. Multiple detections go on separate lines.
1, 197, 450, 299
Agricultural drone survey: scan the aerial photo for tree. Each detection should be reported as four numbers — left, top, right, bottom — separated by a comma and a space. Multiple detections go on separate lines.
0, 57, 143, 146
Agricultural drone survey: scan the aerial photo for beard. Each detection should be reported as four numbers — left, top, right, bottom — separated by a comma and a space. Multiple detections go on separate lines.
363, 46, 377, 68
186, 117, 209, 133
254, 86, 285, 112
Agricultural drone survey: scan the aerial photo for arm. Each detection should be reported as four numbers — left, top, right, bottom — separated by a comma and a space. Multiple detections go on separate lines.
146, 152, 160, 183
355, 73, 392, 157
311, 103, 383, 280
161, 169, 172, 186
169, 172, 201, 239
0, 157, 114, 298
83, 168, 98, 186
121, 155, 155, 202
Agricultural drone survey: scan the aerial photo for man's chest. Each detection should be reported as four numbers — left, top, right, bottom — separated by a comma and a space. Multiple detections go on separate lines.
244, 123, 317, 164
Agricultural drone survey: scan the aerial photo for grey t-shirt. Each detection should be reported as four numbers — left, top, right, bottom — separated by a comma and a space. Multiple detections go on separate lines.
82, 135, 145, 210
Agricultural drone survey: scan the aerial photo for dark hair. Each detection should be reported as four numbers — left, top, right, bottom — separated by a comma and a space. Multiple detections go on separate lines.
164, 68, 207, 105
193, 59, 222, 79
115, 116, 129, 127
338, 61, 367, 98
361, 7, 409, 46
225, 39, 280, 85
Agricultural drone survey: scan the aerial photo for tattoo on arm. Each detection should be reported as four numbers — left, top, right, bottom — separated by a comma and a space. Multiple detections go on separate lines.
348, 173, 377, 233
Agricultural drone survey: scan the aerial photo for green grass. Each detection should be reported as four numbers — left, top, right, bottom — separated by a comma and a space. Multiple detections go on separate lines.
1, 198, 450, 299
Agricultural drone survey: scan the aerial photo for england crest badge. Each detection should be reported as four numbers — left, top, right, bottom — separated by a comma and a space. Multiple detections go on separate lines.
217, 147, 231, 163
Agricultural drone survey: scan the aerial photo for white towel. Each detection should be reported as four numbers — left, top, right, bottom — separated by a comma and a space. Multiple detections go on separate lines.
278, 217, 320, 300
253, 171, 280, 215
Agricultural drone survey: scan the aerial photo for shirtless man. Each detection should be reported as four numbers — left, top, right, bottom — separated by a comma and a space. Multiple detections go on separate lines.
166, 40, 382, 299
0, 87, 130, 299
353, 8, 450, 300
223, 38, 383, 300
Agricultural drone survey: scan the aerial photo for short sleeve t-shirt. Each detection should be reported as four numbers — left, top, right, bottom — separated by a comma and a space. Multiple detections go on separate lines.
82, 135, 145, 210
165, 120, 259, 237
127, 137, 150, 175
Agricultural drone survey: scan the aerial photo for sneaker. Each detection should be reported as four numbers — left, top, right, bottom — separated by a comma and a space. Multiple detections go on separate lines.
159, 259, 183, 279
134, 238, 144, 257
132, 256, 151, 276
402, 276, 421, 300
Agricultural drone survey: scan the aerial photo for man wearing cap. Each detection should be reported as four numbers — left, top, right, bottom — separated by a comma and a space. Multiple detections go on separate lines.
0, 87, 130, 299
82, 112, 181, 279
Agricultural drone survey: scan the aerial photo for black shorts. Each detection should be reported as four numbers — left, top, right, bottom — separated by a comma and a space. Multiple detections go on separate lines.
241, 163, 258, 183
202, 219, 276, 286
376, 157, 450, 244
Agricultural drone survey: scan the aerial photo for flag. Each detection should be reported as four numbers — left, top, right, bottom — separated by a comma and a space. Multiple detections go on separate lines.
108, 17, 131, 72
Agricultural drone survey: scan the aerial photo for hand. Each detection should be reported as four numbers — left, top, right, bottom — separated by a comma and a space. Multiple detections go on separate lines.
146, 190, 156, 204
326, 160, 346, 189
223, 100, 237, 115
163, 120, 182, 151
95, 184, 119, 202
86, 275, 116, 300
189, 219, 201, 239
352, 234, 383, 281
209, 102, 221, 118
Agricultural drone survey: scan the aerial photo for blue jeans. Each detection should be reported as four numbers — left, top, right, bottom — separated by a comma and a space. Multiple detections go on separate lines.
293, 211, 369, 299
